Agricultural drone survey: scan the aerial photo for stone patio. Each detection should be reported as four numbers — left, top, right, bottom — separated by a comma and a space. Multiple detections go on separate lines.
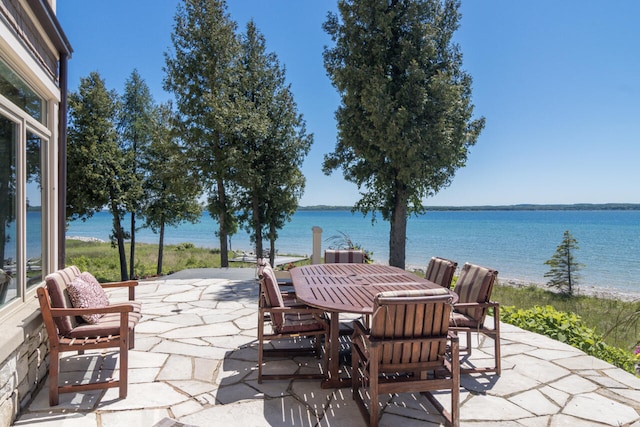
12, 268, 640, 426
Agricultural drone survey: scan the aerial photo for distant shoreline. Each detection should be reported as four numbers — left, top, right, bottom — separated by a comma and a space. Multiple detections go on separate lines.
299, 203, 640, 211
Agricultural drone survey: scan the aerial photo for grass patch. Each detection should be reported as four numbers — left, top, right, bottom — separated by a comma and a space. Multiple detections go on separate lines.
493, 283, 640, 352
65, 240, 256, 282
65, 239, 308, 282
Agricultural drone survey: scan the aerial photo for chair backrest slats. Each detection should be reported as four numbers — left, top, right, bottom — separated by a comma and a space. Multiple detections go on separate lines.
425, 257, 457, 288
372, 289, 452, 366
257, 259, 285, 330
324, 249, 365, 264
453, 263, 498, 324
44, 265, 82, 335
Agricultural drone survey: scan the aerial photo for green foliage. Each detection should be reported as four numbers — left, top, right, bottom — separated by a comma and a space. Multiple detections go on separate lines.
119, 69, 156, 279
164, 0, 241, 266
232, 21, 312, 266
140, 102, 203, 273
165, 2, 311, 267
322, 0, 484, 268
175, 242, 195, 251
493, 284, 640, 351
544, 230, 584, 296
67, 71, 121, 221
67, 71, 132, 279
502, 305, 637, 374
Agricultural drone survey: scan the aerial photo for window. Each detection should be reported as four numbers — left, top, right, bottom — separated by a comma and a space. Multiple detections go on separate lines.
0, 59, 49, 309
26, 132, 44, 288
0, 58, 47, 125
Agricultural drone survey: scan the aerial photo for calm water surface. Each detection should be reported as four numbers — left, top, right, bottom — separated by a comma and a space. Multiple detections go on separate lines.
68, 210, 640, 294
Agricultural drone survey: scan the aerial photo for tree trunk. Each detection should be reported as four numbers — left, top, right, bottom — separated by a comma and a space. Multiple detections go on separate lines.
269, 223, 276, 267
388, 186, 407, 269
216, 178, 229, 267
253, 196, 263, 261
129, 212, 136, 279
157, 219, 165, 275
111, 205, 128, 281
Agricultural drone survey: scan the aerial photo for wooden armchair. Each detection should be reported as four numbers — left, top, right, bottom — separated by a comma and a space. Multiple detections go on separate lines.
257, 260, 329, 382
324, 249, 365, 264
351, 288, 460, 427
425, 256, 458, 289
37, 266, 141, 405
449, 263, 500, 375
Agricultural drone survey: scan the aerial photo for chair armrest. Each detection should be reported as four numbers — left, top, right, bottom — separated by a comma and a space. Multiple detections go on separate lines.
267, 306, 327, 315
100, 280, 138, 300
453, 300, 499, 309
48, 302, 135, 318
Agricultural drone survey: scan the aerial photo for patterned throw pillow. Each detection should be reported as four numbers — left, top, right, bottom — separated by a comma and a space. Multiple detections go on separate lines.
66, 276, 110, 324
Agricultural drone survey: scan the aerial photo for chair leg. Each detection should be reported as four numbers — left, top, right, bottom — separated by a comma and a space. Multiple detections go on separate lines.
494, 307, 501, 375
49, 347, 60, 406
369, 349, 380, 427
119, 340, 128, 399
257, 314, 264, 383
451, 338, 460, 427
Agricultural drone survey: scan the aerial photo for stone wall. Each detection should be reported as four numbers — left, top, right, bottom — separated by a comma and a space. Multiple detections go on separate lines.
0, 307, 48, 427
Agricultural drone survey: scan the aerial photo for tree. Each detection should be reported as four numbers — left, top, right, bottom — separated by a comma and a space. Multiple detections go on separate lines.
67, 71, 130, 280
140, 102, 202, 274
233, 21, 312, 266
119, 69, 154, 279
544, 230, 584, 296
322, 0, 484, 268
164, 0, 240, 267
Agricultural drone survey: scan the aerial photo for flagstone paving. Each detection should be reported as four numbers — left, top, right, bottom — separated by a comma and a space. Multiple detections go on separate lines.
12, 268, 640, 427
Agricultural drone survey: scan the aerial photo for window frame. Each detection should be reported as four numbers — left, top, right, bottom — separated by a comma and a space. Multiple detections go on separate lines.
0, 88, 52, 313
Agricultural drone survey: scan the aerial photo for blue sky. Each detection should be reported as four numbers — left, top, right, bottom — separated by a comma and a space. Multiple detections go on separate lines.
57, 1, 640, 207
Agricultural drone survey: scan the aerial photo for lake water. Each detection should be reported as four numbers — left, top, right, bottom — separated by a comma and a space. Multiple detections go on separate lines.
67, 209, 640, 294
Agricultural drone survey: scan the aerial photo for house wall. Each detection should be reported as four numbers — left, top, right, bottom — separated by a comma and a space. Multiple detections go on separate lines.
0, 0, 70, 424
0, 301, 47, 426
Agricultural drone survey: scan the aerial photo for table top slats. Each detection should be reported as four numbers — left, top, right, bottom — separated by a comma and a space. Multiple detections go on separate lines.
291, 264, 454, 314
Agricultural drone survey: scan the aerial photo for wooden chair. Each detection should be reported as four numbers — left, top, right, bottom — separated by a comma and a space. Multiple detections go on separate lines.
257, 260, 329, 382
37, 266, 141, 405
449, 263, 500, 375
324, 249, 365, 263
425, 256, 458, 289
351, 288, 460, 427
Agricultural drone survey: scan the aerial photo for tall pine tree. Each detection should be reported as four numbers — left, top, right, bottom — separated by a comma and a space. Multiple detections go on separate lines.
233, 21, 312, 265
164, 0, 240, 267
119, 69, 154, 279
544, 230, 584, 296
67, 72, 131, 280
140, 102, 202, 274
323, 0, 484, 268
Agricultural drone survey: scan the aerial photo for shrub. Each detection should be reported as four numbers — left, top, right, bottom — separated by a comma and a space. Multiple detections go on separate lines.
175, 242, 195, 251
502, 305, 637, 374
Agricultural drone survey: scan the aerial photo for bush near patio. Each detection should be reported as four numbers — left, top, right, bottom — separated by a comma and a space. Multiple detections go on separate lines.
501, 305, 637, 374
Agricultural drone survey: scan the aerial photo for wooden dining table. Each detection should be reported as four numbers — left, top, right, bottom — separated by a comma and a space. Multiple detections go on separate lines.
290, 263, 454, 388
